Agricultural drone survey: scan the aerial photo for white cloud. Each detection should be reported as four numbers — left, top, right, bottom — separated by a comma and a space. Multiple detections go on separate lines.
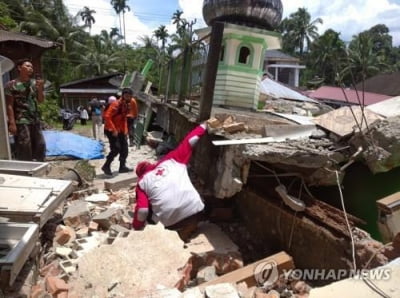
64, 0, 152, 44
64, 0, 400, 46
282, 0, 400, 45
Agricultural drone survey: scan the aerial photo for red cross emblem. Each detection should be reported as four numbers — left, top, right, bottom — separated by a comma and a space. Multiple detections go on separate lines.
155, 168, 165, 176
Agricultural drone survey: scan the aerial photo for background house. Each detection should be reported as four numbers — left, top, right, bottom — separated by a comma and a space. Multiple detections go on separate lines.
60, 73, 123, 110
0, 28, 59, 82
308, 86, 391, 108
354, 72, 400, 97
264, 49, 305, 87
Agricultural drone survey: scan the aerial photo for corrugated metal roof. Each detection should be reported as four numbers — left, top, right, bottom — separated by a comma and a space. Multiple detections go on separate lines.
265, 50, 299, 62
260, 78, 317, 103
0, 30, 59, 48
60, 73, 122, 87
309, 86, 390, 106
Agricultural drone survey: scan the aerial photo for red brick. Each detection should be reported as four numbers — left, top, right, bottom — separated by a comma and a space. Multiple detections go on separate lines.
88, 221, 99, 232
56, 290, 69, 298
30, 284, 44, 298
46, 276, 69, 294
54, 226, 75, 245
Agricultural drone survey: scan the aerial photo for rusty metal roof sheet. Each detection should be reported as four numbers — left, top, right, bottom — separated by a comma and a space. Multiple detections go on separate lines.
309, 86, 390, 106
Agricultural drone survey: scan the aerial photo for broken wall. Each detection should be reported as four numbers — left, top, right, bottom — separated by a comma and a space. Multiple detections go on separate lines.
311, 163, 400, 241
156, 107, 248, 198
236, 190, 353, 277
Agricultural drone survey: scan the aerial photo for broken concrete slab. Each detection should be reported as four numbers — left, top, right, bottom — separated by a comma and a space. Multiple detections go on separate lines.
0, 174, 74, 227
263, 124, 317, 141
243, 139, 345, 186
313, 106, 383, 138
204, 283, 240, 298
63, 201, 90, 228
367, 95, 400, 118
0, 222, 39, 288
104, 174, 137, 191
0, 160, 49, 177
68, 224, 192, 297
84, 193, 109, 203
350, 116, 400, 173
92, 208, 122, 229
309, 258, 400, 297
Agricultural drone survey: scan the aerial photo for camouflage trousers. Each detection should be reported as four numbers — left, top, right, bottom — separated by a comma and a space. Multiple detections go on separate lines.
15, 123, 46, 161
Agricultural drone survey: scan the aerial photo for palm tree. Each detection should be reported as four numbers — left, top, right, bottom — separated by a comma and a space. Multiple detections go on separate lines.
280, 7, 322, 56
154, 25, 169, 94
110, 27, 123, 41
110, 0, 130, 44
154, 25, 169, 52
342, 33, 387, 86
308, 29, 346, 85
79, 6, 96, 34
172, 10, 184, 30
138, 35, 157, 49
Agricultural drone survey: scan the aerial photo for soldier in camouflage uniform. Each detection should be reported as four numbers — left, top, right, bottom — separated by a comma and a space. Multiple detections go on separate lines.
5, 59, 46, 161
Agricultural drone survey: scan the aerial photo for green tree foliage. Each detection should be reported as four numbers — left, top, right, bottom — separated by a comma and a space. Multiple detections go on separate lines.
305, 29, 347, 85
342, 33, 387, 85
0, 2, 17, 28
279, 7, 322, 56
110, 0, 130, 44
79, 6, 96, 34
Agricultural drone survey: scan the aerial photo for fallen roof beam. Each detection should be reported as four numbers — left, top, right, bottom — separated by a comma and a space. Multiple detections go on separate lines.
212, 137, 275, 146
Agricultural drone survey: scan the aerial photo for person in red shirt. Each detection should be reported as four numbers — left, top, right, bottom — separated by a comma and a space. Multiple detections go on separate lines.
133, 122, 209, 241
101, 88, 133, 176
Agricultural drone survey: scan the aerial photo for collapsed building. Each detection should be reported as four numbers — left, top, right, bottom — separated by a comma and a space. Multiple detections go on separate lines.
1, 0, 400, 297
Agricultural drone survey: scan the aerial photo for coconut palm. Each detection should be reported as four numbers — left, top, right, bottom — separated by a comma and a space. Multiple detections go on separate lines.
308, 29, 347, 85
342, 33, 387, 85
280, 7, 322, 56
172, 10, 184, 30
110, 0, 130, 44
154, 25, 169, 52
79, 6, 96, 34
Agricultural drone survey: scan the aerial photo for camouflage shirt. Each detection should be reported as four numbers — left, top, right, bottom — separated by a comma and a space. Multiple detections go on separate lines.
4, 79, 39, 125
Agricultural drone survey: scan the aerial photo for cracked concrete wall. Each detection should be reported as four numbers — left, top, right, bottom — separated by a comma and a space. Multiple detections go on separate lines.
236, 190, 353, 281
159, 108, 249, 199
350, 116, 400, 173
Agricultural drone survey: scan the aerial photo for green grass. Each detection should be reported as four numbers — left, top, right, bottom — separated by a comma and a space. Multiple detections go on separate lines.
50, 120, 94, 138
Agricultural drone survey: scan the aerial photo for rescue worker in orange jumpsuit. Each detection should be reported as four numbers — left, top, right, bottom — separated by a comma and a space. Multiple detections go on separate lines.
101, 88, 133, 176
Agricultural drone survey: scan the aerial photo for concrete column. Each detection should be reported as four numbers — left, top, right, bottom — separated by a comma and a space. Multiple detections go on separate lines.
294, 68, 300, 87
275, 67, 279, 81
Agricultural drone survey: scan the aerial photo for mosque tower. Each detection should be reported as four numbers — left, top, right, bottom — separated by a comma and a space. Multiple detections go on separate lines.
198, 0, 283, 110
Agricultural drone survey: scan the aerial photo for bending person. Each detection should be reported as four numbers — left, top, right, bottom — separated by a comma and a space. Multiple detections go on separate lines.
133, 122, 208, 241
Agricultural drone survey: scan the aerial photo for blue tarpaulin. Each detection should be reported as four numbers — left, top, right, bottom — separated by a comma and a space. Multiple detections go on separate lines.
44, 130, 104, 160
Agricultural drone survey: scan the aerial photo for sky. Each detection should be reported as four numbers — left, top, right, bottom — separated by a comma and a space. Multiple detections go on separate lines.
63, 0, 400, 46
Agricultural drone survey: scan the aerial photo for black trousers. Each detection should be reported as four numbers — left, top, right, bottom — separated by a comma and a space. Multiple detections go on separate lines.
127, 117, 135, 145
15, 123, 46, 161
104, 130, 128, 163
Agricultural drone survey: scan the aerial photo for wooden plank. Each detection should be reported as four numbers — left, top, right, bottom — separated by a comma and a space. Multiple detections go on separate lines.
377, 192, 400, 213
199, 251, 294, 289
